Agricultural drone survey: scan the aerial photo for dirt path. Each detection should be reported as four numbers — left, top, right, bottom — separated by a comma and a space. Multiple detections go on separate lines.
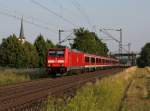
121, 68, 150, 111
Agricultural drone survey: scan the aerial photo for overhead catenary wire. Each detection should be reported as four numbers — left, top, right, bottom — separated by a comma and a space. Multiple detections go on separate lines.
0, 6, 59, 28
51, 0, 80, 21
30, 0, 77, 27
59, 32, 74, 44
100, 29, 120, 43
0, 10, 57, 33
100, 29, 129, 53
71, 0, 92, 29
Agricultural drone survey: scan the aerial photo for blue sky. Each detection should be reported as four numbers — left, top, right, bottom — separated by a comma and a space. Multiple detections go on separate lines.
0, 0, 150, 53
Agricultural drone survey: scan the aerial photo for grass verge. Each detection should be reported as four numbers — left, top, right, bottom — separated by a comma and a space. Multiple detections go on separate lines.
0, 68, 49, 86
45, 67, 137, 111
0, 70, 30, 86
121, 68, 150, 111
0, 67, 80, 86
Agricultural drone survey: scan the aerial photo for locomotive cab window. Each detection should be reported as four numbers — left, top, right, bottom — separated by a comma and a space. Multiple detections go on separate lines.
48, 51, 56, 56
57, 51, 64, 56
48, 50, 64, 57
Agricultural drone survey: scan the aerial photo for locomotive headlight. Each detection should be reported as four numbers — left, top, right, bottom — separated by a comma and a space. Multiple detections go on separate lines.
48, 60, 55, 63
58, 60, 64, 63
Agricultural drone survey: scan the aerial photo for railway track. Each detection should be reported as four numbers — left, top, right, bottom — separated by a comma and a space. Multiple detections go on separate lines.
0, 68, 123, 111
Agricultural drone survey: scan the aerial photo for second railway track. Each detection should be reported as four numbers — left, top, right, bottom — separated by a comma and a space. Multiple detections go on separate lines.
0, 68, 123, 111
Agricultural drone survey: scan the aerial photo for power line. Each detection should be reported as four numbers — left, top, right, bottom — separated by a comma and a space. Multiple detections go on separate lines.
25, 15, 59, 28
0, 10, 57, 33
59, 32, 74, 44
100, 28, 130, 54
51, 0, 79, 20
100, 29, 120, 42
71, 0, 92, 29
30, 0, 77, 27
0, 6, 59, 28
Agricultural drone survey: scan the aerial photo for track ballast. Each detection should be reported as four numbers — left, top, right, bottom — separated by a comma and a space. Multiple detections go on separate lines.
0, 68, 123, 111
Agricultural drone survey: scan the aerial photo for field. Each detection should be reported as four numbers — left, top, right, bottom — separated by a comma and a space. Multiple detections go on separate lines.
45, 67, 138, 111
0, 69, 30, 86
0, 68, 47, 86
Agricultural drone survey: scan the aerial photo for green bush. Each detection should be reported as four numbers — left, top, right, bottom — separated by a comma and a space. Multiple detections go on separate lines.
137, 43, 150, 67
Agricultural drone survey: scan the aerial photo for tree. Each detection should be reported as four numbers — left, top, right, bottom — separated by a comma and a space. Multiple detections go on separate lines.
0, 34, 39, 68
71, 28, 109, 56
34, 34, 47, 67
34, 35, 54, 67
137, 43, 150, 67
46, 39, 55, 49
0, 34, 23, 67
23, 42, 39, 68
92, 32, 109, 56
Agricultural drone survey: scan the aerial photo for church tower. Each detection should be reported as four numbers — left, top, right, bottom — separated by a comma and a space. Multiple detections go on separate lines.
18, 17, 26, 44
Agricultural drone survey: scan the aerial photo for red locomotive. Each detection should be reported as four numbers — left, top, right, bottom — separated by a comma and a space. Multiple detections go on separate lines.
46, 48, 119, 74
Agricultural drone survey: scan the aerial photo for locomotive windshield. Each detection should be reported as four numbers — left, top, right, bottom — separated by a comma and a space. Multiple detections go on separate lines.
48, 50, 64, 57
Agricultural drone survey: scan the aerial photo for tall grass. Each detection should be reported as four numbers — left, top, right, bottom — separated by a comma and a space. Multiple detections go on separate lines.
46, 67, 137, 111
146, 67, 150, 73
0, 68, 50, 86
0, 70, 30, 86
121, 68, 150, 111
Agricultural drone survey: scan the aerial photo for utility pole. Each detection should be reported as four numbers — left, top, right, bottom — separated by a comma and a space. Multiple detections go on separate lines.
58, 29, 64, 45
117, 28, 122, 55
118, 28, 123, 61
128, 43, 131, 54
99, 28, 123, 61
123, 43, 131, 54
99, 28, 123, 54
128, 43, 131, 65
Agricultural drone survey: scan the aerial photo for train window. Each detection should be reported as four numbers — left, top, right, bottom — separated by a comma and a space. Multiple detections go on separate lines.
96, 58, 99, 63
99, 59, 101, 63
48, 51, 56, 56
91, 58, 95, 63
85, 57, 90, 63
48, 50, 64, 57
57, 51, 64, 56
106, 60, 108, 63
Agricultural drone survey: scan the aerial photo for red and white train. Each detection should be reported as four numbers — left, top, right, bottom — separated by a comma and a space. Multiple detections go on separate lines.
46, 48, 120, 74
